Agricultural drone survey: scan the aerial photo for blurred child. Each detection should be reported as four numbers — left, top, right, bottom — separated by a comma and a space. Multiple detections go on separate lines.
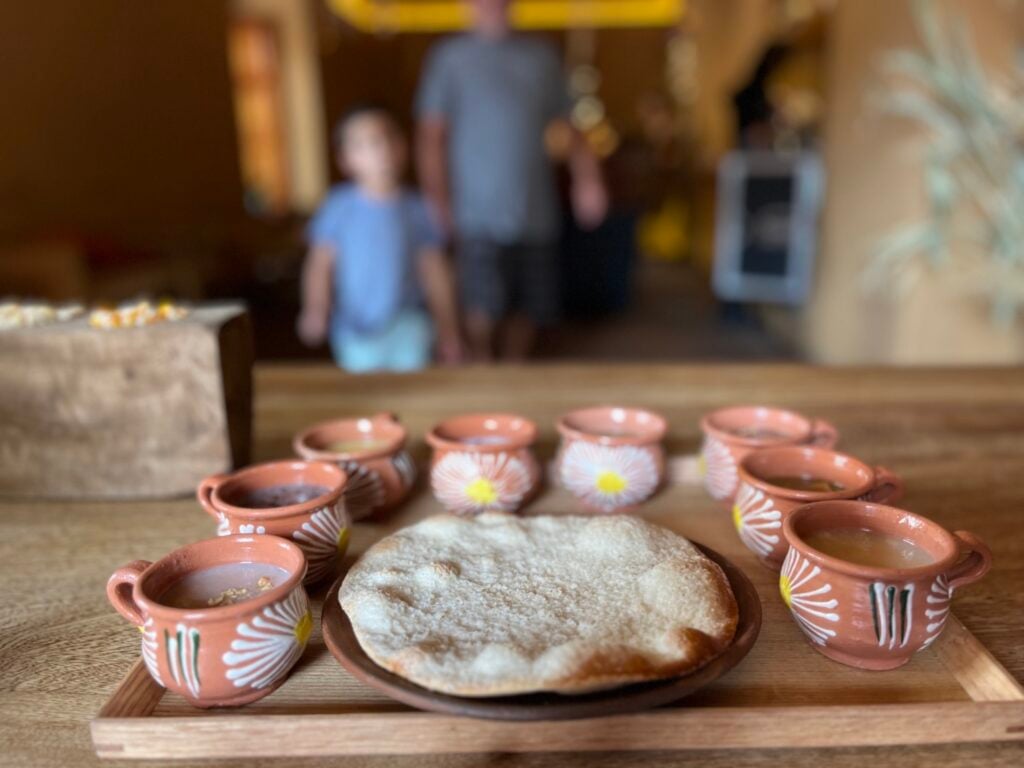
297, 105, 461, 371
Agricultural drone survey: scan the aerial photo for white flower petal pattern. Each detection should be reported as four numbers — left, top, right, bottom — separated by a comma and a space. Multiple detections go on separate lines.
292, 502, 350, 583
238, 523, 266, 535
559, 442, 658, 511
921, 573, 952, 649
780, 548, 840, 646
140, 617, 163, 686
216, 512, 231, 537
223, 588, 311, 689
431, 451, 531, 515
701, 436, 737, 500
733, 482, 782, 557
339, 461, 385, 521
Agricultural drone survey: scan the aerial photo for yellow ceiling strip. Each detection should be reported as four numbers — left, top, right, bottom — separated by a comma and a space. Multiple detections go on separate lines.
329, 0, 684, 33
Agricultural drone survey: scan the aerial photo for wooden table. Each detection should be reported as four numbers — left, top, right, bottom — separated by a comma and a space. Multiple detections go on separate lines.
3, 364, 1024, 768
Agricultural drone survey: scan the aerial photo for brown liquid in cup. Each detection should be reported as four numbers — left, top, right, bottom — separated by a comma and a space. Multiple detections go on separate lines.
803, 527, 935, 569
325, 438, 389, 453
230, 483, 329, 509
726, 425, 792, 441
764, 474, 846, 493
158, 563, 291, 609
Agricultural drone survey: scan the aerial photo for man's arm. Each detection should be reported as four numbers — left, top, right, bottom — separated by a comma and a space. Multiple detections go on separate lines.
416, 117, 454, 239
296, 244, 334, 346
566, 124, 609, 230
417, 245, 462, 364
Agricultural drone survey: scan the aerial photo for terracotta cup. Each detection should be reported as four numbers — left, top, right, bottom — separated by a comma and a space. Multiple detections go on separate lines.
107, 535, 311, 708
780, 500, 992, 670
197, 460, 350, 585
699, 405, 839, 503
293, 412, 416, 521
734, 446, 904, 569
555, 406, 668, 512
426, 413, 540, 515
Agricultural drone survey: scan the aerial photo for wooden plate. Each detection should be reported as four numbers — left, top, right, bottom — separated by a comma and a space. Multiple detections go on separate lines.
321, 541, 762, 721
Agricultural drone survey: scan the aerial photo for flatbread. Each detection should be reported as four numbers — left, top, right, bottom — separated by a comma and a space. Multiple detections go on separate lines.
339, 513, 738, 696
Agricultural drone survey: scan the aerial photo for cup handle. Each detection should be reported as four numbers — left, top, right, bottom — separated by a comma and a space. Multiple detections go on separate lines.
862, 465, 904, 504
810, 419, 839, 448
106, 560, 152, 626
945, 531, 993, 592
197, 473, 227, 520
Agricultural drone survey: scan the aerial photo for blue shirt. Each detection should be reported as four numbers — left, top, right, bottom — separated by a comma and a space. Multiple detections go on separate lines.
307, 184, 440, 334
416, 34, 571, 243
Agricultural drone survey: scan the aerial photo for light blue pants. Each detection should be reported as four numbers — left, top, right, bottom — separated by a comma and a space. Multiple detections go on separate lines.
331, 310, 433, 373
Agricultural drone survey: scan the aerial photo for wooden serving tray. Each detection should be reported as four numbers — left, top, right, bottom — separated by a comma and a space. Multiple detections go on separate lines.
91, 458, 1024, 759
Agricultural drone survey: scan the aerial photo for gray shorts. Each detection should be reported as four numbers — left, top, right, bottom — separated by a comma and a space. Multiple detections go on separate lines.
456, 239, 559, 326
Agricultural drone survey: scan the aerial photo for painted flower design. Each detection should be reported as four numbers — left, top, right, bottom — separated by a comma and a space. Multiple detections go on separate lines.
779, 548, 840, 646
559, 442, 658, 511
921, 573, 952, 649
223, 588, 311, 690
292, 502, 350, 583
701, 435, 738, 500
238, 523, 266, 535
140, 617, 163, 686
339, 460, 385, 521
431, 451, 531, 515
732, 482, 783, 558
392, 450, 417, 491
216, 512, 231, 537
868, 581, 916, 650
164, 623, 201, 697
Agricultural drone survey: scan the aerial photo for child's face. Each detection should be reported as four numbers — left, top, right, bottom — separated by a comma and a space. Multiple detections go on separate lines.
339, 113, 405, 188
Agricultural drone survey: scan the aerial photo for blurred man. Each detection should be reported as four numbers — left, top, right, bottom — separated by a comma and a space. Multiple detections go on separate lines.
416, 0, 608, 361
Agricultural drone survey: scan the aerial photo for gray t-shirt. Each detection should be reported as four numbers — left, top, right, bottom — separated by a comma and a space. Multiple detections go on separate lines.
416, 34, 570, 244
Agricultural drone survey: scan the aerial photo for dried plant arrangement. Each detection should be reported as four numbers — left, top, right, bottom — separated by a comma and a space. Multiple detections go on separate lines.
865, 0, 1024, 327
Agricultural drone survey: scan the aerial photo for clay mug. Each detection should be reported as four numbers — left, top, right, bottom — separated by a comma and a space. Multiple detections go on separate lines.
780, 500, 991, 670
699, 405, 839, 503
734, 446, 903, 569
555, 406, 668, 512
426, 413, 540, 515
197, 460, 350, 585
107, 535, 311, 707
293, 412, 416, 521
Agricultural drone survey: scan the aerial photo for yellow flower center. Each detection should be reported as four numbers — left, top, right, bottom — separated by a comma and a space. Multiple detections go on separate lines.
595, 470, 627, 495
732, 504, 743, 532
465, 477, 498, 506
294, 610, 313, 645
779, 574, 793, 608
337, 526, 350, 553
697, 453, 707, 477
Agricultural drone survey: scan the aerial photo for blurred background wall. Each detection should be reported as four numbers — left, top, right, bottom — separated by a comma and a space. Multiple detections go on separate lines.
808, 0, 1024, 363
1, 0, 1021, 364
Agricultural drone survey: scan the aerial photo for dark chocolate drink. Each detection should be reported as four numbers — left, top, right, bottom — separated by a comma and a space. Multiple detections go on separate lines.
232, 483, 329, 509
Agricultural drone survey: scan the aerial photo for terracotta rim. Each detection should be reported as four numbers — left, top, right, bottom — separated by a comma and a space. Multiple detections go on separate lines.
135, 534, 307, 622
700, 405, 812, 448
783, 500, 960, 580
293, 415, 407, 462
426, 413, 538, 453
738, 446, 875, 502
211, 460, 346, 520
556, 405, 667, 447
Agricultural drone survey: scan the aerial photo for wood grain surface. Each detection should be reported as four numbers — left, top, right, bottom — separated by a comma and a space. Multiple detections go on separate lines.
3, 364, 1024, 767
